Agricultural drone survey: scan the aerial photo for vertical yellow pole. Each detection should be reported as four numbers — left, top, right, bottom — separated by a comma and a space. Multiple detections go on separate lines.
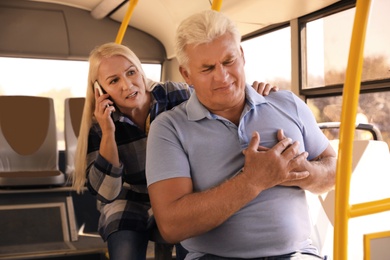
333, 0, 371, 259
115, 0, 139, 44
211, 0, 223, 11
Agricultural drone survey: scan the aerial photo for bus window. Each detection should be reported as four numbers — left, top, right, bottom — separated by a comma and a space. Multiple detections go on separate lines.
0, 57, 161, 150
242, 26, 291, 90
303, 0, 390, 89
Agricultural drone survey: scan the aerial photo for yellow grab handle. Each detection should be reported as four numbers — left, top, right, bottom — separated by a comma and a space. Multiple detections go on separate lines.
115, 0, 139, 44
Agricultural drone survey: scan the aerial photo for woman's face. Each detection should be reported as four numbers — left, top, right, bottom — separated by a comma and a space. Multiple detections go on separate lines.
96, 55, 147, 113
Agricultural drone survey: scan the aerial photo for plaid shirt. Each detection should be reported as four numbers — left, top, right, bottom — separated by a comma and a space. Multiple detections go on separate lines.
86, 81, 193, 241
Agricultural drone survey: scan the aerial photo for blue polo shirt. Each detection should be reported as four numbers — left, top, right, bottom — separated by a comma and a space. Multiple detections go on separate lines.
146, 85, 329, 259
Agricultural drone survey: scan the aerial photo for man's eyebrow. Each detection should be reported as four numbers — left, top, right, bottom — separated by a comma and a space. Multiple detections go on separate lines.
201, 63, 214, 68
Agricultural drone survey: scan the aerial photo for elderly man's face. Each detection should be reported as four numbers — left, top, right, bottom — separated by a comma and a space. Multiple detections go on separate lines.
179, 33, 246, 115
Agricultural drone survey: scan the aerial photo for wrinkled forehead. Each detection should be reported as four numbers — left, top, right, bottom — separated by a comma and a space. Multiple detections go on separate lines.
185, 34, 241, 66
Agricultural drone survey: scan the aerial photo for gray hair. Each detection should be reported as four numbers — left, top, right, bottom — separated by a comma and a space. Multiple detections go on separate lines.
175, 10, 241, 68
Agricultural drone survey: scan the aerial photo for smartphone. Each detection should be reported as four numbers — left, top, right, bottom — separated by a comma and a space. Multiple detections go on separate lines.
94, 81, 105, 96
94, 81, 111, 108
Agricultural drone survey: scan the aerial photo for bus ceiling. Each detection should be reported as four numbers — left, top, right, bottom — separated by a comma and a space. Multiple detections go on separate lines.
0, 0, 341, 61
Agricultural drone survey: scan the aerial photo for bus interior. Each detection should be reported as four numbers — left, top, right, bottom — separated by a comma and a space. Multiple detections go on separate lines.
0, 0, 389, 259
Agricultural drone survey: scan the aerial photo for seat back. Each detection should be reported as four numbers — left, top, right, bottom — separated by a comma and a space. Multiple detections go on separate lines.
64, 97, 85, 181
0, 95, 65, 187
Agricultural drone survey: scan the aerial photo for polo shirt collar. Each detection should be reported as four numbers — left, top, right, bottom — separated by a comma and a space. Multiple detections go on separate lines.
186, 92, 212, 121
245, 83, 268, 108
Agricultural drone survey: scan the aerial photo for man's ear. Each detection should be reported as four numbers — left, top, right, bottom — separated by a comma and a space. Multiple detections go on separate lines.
179, 66, 192, 84
240, 46, 245, 65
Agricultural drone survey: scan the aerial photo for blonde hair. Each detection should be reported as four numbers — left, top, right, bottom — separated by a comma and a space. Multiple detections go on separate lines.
72, 42, 157, 193
175, 10, 241, 69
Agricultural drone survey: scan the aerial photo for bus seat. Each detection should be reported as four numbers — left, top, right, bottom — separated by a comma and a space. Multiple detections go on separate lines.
307, 139, 390, 259
0, 96, 65, 187
64, 97, 85, 183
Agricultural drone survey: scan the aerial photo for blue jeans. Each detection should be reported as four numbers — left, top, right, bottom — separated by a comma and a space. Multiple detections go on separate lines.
107, 230, 149, 260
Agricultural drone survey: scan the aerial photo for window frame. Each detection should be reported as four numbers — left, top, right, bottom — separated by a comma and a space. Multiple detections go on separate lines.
298, 0, 390, 99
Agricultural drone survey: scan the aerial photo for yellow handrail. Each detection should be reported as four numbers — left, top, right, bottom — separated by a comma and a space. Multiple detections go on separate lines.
115, 0, 139, 44
333, 0, 371, 259
350, 198, 390, 218
211, 0, 223, 11
116, 0, 220, 44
